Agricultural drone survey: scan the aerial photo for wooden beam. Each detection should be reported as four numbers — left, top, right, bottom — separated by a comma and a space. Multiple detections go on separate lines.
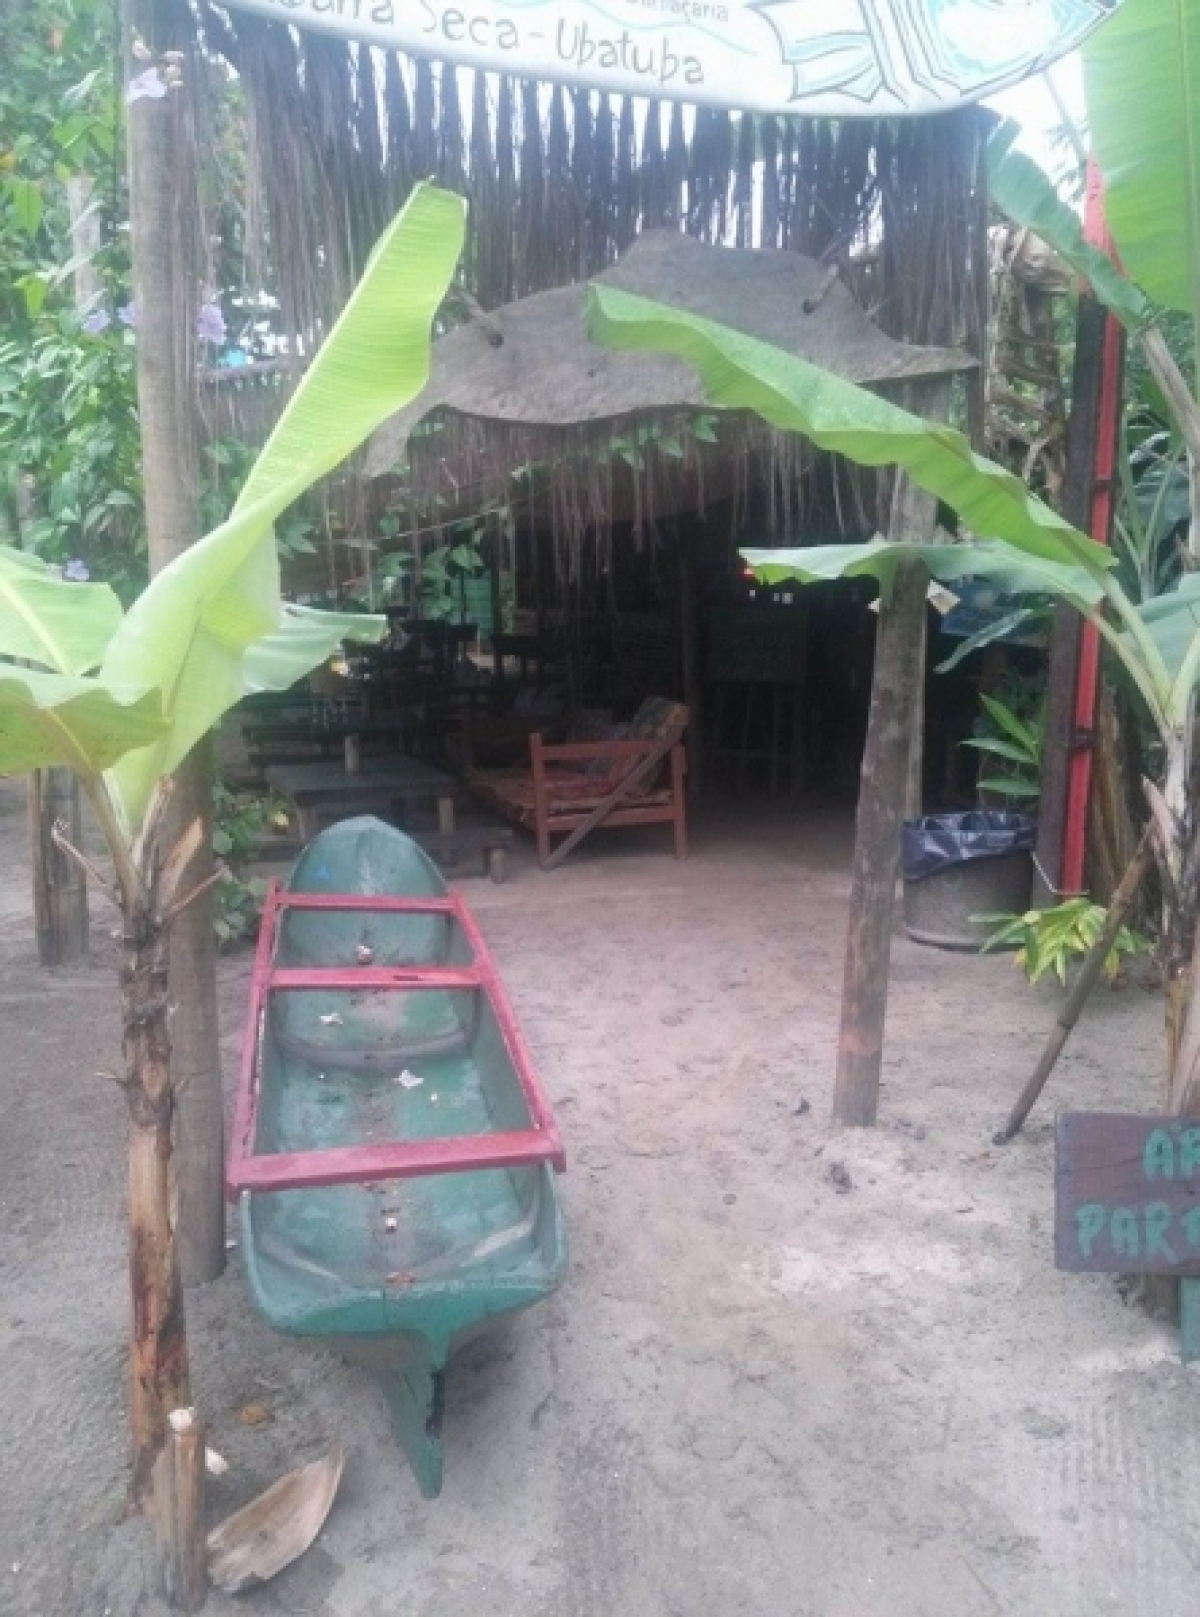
833, 378, 947, 1127
832, 550, 929, 1126
124, 0, 225, 1289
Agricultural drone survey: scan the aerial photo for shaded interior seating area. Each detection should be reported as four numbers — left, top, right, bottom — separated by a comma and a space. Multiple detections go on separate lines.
469, 696, 689, 870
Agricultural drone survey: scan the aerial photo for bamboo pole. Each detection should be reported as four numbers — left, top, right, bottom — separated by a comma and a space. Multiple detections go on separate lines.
123, 0, 225, 1288
995, 828, 1154, 1143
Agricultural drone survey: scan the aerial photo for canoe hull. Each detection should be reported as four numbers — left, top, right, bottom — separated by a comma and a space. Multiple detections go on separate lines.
233, 818, 567, 1495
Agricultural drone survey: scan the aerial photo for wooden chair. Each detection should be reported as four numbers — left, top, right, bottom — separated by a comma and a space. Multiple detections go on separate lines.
470, 697, 689, 870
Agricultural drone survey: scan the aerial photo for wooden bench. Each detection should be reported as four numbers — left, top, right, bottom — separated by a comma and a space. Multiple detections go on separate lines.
470, 697, 689, 870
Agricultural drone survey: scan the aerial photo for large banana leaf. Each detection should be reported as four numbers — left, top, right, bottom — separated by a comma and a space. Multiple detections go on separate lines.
588, 287, 1110, 571
743, 537, 1104, 610
746, 537, 1177, 738
1122, 574, 1200, 722
241, 604, 384, 695
0, 547, 123, 676
986, 126, 1155, 333
0, 665, 165, 776
102, 183, 465, 829
1083, 0, 1200, 318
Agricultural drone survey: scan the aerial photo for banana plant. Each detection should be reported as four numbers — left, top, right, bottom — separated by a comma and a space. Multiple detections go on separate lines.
0, 182, 466, 1508
587, 276, 1200, 1113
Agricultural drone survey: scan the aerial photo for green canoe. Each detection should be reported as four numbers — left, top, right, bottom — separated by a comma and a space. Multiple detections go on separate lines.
229, 817, 567, 1497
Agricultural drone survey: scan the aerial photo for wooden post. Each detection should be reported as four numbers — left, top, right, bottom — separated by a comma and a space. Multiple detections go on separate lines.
123, 0, 225, 1288
1033, 296, 1118, 904
156, 1409, 208, 1612
832, 550, 929, 1126
678, 540, 703, 800
832, 379, 948, 1127
26, 178, 100, 967
29, 766, 89, 965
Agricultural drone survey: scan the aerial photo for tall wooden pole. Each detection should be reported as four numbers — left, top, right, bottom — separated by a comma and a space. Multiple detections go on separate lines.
832, 380, 947, 1127
122, 0, 225, 1286
26, 181, 97, 965
832, 548, 929, 1126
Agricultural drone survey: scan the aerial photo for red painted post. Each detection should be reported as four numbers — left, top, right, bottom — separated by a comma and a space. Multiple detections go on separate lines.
1060, 161, 1125, 896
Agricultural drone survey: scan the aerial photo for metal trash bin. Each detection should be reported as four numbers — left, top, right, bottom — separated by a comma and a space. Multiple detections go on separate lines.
902, 811, 1036, 951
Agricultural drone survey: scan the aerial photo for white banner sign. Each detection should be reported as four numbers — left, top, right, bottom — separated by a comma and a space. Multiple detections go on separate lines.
222, 0, 1119, 118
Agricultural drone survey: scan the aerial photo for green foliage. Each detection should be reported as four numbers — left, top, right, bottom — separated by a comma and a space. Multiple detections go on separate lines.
211, 780, 289, 948
0, 183, 465, 839
418, 530, 485, 621
0, 0, 119, 329
1083, 0, 1200, 319
102, 183, 465, 828
986, 122, 1155, 333
976, 899, 1150, 987
0, 315, 144, 598
963, 691, 1043, 804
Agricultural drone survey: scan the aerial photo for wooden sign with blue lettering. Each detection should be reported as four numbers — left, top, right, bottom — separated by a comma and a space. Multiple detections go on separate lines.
1056, 1113, 1200, 1274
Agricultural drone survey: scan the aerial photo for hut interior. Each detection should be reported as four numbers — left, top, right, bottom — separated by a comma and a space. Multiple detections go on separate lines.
184, 3, 1014, 828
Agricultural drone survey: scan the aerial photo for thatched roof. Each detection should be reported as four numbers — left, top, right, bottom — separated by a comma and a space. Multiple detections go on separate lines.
366, 230, 973, 479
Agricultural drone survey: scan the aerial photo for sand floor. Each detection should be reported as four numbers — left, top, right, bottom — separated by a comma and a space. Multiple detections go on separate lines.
0, 777, 1196, 1617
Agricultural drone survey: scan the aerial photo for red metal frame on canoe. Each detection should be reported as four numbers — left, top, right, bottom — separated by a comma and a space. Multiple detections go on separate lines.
228, 883, 566, 1197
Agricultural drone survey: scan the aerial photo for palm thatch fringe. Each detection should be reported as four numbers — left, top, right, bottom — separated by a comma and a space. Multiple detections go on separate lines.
188, 6, 989, 571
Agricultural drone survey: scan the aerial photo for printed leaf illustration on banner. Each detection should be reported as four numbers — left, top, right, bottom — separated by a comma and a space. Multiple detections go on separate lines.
218, 0, 1122, 118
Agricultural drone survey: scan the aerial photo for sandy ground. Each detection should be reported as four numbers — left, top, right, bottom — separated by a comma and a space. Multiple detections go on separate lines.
1, 774, 1197, 1617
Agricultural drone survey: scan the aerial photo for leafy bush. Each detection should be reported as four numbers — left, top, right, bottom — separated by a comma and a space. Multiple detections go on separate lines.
975, 898, 1150, 986
962, 691, 1042, 805
211, 780, 290, 948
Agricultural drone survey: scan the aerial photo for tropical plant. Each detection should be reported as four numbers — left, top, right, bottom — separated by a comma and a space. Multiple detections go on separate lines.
963, 690, 1042, 805
0, 183, 465, 1532
418, 528, 486, 621
210, 779, 290, 948
977, 898, 1150, 987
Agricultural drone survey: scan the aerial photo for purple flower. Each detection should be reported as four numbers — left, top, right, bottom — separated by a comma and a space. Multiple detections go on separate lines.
196, 301, 226, 344
118, 302, 137, 328
81, 309, 111, 336
62, 559, 91, 582
126, 68, 167, 104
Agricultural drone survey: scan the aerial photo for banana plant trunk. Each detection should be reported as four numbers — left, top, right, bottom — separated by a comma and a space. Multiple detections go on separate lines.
1160, 737, 1200, 1110
121, 901, 191, 1514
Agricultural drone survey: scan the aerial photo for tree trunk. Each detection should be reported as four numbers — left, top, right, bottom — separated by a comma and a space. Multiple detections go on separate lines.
123, 0, 225, 1286
29, 768, 89, 965
832, 377, 947, 1128
1086, 682, 1138, 907
833, 551, 929, 1126
122, 909, 190, 1514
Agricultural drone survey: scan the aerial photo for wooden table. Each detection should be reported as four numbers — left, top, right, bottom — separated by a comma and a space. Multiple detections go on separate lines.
266, 756, 459, 844
265, 756, 513, 881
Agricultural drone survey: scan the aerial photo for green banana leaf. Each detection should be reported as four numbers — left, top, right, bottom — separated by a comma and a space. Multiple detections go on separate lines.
986, 124, 1155, 332
0, 665, 165, 776
742, 537, 1104, 612
241, 605, 384, 695
102, 182, 466, 829
1083, 0, 1200, 318
0, 547, 123, 676
935, 605, 1050, 674
588, 286, 1110, 571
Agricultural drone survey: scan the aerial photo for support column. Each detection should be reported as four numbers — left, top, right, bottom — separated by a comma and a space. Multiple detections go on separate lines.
123, 0, 225, 1287
832, 378, 946, 1128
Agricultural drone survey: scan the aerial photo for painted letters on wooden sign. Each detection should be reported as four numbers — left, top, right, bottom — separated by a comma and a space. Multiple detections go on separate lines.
1055, 1112, 1200, 1275
218, 0, 1121, 120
